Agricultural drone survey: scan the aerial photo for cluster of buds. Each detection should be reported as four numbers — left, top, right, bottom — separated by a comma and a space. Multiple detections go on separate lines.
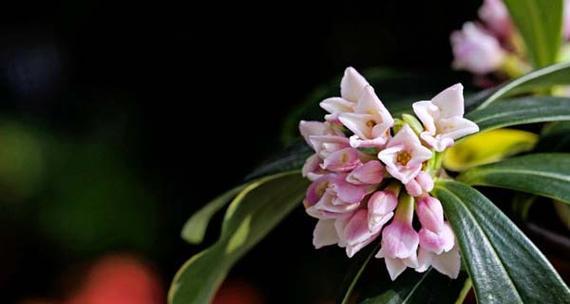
299, 67, 479, 280
451, 0, 570, 81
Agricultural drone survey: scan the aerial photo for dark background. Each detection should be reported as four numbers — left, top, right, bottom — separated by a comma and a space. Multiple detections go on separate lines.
0, 1, 483, 303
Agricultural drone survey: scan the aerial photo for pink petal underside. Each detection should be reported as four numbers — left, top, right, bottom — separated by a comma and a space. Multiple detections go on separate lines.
322, 148, 361, 172
346, 160, 384, 185
313, 219, 339, 249
417, 196, 445, 232
381, 221, 419, 259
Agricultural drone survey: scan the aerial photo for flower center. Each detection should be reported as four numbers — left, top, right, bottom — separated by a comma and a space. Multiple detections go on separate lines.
316, 181, 329, 197
396, 151, 412, 166
340, 152, 349, 163
366, 120, 376, 128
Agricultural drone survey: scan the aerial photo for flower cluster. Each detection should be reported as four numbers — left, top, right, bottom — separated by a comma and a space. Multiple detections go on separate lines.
451, 0, 570, 81
299, 67, 479, 280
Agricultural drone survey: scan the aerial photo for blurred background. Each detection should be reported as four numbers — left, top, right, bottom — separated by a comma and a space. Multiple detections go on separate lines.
3, 1, 566, 304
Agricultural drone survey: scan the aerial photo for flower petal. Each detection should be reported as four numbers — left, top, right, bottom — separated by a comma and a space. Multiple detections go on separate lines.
438, 116, 480, 141
430, 244, 461, 279
381, 221, 419, 259
416, 196, 445, 232
412, 100, 437, 135
431, 83, 465, 118
322, 148, 361, 172
341, 67, 369, 102
383, 256, 408, 281
346, 160, 384, 185
313, 219, 339, 249
320, 97, 354, 114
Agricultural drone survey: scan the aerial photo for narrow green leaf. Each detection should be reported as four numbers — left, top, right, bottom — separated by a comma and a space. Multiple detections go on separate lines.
168, 172, 308, 304
434, 180, 570, 304
504, 0, 563, 68
338, 242, 380, 304
458, 153, 570, 204
475, 62, 570, 109
444, 129, 538, 172
245, 142, 311, 181
467, 97, 570, 131
359, 269, 468, 304
181, 185, 246, 244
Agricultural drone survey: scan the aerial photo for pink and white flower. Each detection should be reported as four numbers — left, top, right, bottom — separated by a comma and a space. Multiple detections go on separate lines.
404, 171, 434, 197
378, 125, 432, 184
451, 22, 506, 75
304, 174, 371, 219
339, 86, 394, 148
367, 184, 399, 231
416, 244, 461, 279
346, 160, 385, 185
336, 209, 383, 257
414, 196, 460, 279
478, 0, 512, 38
375, 194, 419, 280
320, 67, 369, 122
412, 84, 479, 152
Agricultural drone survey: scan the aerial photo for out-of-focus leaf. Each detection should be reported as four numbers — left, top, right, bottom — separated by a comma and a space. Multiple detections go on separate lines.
458, 153, 570, 204
38, 143, 159, 255
474, 62, 570, 109
504, 0, 563, 68
443, 129, 538, 172
245, 142, 312, 181
536, 121, 570, 152
0, 121, 45, 200
168, 171, 308, 304
434, 180, 570, 304
467, 97, 570, 131
181, 185, 246, 244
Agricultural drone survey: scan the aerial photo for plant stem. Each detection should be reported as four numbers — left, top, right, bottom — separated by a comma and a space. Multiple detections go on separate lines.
455, 277, 472, 304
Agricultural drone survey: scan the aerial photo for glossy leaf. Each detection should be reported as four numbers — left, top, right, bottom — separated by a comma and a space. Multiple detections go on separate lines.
474, 62, 570, 109
181, 185, 246, 244
434, 180, 570, 304
444, 129, 538, 172
504, 0, 563, 68
467, 97, 570, 131
169, 172, 308, 304
458, 153, 570, 204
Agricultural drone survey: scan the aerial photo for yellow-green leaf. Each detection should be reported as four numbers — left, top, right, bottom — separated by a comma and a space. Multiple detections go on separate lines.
443, 129, 538, 172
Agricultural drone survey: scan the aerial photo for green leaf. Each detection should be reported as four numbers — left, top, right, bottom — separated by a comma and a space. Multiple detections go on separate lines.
359, 269, 469, 304
168, 171, 308, 304
181, 184, 246, 244
475, 62, 570, 109
245, 142, 311, 180
433, 180, 570, 304
458, 153, 570, 204
467, 97, 570, 131
444, 129, 538, 172
504, 0, 563, 68
536, 121, 570, 152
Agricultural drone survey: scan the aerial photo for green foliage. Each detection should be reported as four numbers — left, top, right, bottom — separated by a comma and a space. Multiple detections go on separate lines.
474, 62, 570, 109
458, 153, 570, 204
504, 0, 563, 68
168, 172, 308, 304
467, 97, 570, 131
434, 180, 570, 304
